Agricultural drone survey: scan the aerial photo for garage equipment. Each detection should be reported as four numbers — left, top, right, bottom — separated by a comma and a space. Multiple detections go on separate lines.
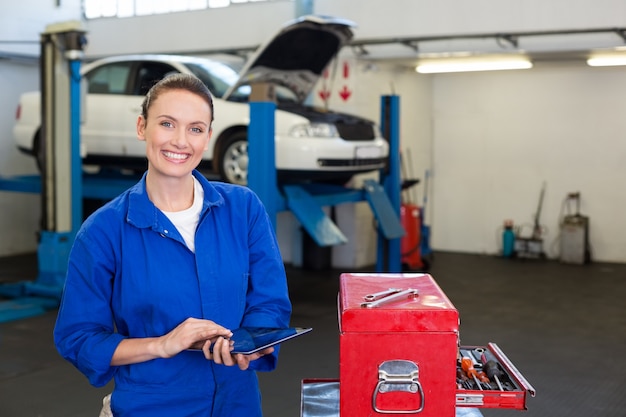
514, 182, 546, 259
301, 272, 535, 416
502, 219, 516, 258
339, 273, 459, 416
378, 95, 403, 272
420, 169, 432, 262
0, 21, 87, 322
400, 203, 423, 270
559, 192, 590, 264
247, 96, 406, 273
32, 21, 87, 298
399, 149, 424, 271
482, 360, 504, 391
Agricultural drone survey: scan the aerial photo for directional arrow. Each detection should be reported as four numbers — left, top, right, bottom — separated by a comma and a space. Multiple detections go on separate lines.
339, 85, 351, 101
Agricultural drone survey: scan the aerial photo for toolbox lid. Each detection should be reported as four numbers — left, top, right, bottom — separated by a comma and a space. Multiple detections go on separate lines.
339, 273, 459, 333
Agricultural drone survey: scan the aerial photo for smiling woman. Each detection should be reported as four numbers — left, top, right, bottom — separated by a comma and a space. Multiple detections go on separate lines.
53, 73, 292, 417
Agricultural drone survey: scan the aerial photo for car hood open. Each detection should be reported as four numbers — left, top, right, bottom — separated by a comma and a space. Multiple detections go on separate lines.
222, 15, 355, 103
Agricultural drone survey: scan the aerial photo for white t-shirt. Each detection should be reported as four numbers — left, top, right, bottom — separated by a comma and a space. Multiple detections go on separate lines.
162, 176, 204, 253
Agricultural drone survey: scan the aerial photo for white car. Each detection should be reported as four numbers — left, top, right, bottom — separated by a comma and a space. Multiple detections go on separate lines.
13, 16, 389, 185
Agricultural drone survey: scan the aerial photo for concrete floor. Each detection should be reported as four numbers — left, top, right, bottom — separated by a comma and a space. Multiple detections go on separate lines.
1, 251, 625, 416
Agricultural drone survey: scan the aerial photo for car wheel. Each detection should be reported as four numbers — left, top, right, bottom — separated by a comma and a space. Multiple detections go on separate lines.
218, 131, 248, 186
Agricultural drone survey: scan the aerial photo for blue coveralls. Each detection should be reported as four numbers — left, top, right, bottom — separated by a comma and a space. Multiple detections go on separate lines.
54, 171, 292, 416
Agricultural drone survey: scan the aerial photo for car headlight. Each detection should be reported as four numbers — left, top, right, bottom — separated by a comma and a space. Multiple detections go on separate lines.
289, 122, 338, 138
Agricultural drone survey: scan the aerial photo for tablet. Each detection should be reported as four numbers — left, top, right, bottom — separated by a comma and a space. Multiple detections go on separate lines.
230, 326, 313, 355
188, 326, 313, 355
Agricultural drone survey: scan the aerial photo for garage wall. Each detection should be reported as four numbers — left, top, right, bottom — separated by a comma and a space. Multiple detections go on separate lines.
429, 63, 626, 263
315, 0, 626, 44
85, 1, 297, 56
0, 61, 41, 255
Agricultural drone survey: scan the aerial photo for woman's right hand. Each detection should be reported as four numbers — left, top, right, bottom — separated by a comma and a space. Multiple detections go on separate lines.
159, 317, 232, 358
110, 318, 232, 366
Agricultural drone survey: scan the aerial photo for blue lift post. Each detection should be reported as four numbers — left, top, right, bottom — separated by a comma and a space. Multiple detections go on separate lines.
0, 22, 87, 322
247, 101, 285, 229
247, 95, 404, 271
377, 95, 403, 272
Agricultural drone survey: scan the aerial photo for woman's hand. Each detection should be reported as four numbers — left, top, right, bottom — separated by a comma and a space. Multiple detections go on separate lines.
206, 339, 274, 370
159, 317, 232, 358
110, 318, 232, 366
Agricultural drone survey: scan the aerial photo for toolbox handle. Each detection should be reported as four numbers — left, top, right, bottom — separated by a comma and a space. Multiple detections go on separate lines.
372, 360, 425, 414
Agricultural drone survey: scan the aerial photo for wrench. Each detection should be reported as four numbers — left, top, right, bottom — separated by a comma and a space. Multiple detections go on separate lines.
363, 288, 403, 302
361, 288, 419, 308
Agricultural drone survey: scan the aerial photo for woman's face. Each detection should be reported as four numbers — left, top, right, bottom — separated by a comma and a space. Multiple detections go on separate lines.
137, 89, 212, 179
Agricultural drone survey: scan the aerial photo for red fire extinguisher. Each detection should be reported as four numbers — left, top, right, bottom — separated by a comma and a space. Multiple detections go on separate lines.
401, 203, 423, 270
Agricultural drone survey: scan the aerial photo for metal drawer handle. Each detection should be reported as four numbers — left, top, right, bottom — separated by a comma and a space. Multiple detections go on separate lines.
372, 360, 425, 414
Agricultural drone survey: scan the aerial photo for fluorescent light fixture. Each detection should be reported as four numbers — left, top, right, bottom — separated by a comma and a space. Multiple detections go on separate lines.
416, 55, 533, 74
587, 55, 626, 67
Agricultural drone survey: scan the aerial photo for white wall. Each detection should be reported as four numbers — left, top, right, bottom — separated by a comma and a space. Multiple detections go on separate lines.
430, 62, 626, 263
315, 0, 626, 52
0, 61, 42, 255
85, 1, 297, 56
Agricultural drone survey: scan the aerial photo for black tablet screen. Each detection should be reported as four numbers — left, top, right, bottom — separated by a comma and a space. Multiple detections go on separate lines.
230, 326, 312, 354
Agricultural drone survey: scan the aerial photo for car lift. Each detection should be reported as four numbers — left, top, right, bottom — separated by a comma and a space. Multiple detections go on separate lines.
247, 95, 405, 273
0, 21, 87, 322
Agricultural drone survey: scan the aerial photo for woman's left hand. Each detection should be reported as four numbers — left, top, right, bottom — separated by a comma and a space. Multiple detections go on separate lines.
204, 338, 273, 370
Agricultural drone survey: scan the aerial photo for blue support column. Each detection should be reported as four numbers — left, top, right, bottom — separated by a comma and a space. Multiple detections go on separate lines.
377, 95, 403, 272
70, 58, 83, 236
247, 101, 284, 229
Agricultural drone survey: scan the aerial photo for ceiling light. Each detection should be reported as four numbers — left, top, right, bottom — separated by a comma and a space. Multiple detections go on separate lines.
586, 54, 626, 67
415, 55, 533, 74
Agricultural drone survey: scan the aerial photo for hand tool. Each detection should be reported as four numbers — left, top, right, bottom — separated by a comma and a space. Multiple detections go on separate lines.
483, 360, 505, 391
363, 288, 402, 302
460, 349, 481, 367
480, 349, 507, 391
461, 357, 484, 391
360, 288, 419, 308
456, 367, 473, 389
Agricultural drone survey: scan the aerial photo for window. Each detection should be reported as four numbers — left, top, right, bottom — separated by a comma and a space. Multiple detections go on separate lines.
84, 0, 289, 19
86, 62, 133, 94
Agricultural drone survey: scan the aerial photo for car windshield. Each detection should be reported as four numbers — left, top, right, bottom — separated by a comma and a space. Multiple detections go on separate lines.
185, 60, 299, 103
185, 61, 246, 99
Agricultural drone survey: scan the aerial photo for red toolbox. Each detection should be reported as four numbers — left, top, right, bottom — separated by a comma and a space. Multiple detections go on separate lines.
339, 273, 459, 416
335, 272, 535, 417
